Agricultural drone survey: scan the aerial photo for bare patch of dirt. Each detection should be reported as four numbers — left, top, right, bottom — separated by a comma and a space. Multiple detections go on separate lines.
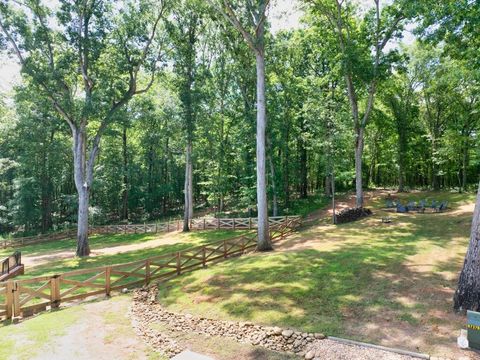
32, 295, 153, 360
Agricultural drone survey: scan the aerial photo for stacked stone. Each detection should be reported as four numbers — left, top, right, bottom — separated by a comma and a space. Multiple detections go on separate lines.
130, 285, 326, 358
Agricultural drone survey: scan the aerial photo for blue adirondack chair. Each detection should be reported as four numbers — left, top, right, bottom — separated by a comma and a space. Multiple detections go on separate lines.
396, 203, 408, 213
406, 201, 416, 211
385, 199, 395, 208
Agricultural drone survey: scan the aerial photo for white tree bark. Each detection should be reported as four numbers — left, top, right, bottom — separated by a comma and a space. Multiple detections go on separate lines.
354, 127, 364, 208
255, 51, 271, 250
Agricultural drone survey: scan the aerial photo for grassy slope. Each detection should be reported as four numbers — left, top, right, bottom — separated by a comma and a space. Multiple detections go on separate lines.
154, 191, 475, 357
3, 229, 248, 279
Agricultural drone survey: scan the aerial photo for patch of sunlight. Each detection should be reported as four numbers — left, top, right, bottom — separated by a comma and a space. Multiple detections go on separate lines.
0, 306, 82, 360
340, 294, 362, 302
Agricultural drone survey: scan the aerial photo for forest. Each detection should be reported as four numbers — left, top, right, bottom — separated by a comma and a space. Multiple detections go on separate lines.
0, 0, 478, 238
1, 1, 480, 358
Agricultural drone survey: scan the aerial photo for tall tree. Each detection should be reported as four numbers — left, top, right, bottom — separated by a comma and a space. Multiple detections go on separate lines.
208, 0, 271, 250
0, 0, 167, 255
307, 0, 412, 207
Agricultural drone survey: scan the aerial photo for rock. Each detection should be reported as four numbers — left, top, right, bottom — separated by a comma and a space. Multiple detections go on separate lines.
314, 333, 325, 339
273, 326, 283, 335
282, 329, 294, 338
122, 288, 129, 294
305, 350, 315, 360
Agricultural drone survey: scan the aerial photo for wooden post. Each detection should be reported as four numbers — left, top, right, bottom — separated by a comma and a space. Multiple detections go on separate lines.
124, 225, 127, 234
144, 223, 147, 233
167, 221, 170, 232
145, 260, 151, 285
5, 280, 13, 319
202, 246, 206, 267
223, 240, 227, 258
105, 267, 111, 296
217, 218, 220, 229
233, 218, 236, 230
176, 252, 181, 275
249, 217, 252, 230
12, 281, 20, 317
203, 218, 206, 230
190, 218, 193, 230
155, 223, 158, 233
50, 276, 61, 308
177, 220, 180, 231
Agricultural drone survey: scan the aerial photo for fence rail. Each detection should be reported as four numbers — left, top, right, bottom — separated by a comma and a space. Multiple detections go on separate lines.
0, 251, 23, 282
0, 216, 300, 320
1, 216, 298, 249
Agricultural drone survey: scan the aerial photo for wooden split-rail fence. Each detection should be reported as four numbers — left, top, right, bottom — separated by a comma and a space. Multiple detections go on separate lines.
0, 216, 301, 321
1, 216, 296, 249
0, 251, 24, 281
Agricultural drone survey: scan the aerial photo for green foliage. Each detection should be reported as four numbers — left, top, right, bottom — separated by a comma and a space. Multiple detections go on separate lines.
0, 1, 479, 236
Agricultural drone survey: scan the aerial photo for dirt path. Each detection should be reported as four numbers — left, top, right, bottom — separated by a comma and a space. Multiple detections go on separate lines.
22, 230, 185, 268
33, 296, 153, 360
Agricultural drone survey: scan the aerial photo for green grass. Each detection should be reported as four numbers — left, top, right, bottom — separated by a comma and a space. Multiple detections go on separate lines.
153, 191, 476, 356
0, 305, 82, 360
12, 229, 249, 279
2, 190, 475, 357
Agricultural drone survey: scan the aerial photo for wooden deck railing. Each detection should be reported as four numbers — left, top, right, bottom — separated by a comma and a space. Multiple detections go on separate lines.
0, 216, 301, 320
1, 216, 298, 249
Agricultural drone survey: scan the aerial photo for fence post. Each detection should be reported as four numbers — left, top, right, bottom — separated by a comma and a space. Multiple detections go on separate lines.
217, 218, 220, 229
233, 218, 236, 230
124, 225, 127, 234
144, 223, 147, 233
223, 240, 227, 258
155, 223, 158, 233
12, 281, 20, 317
145, 260, 150, 285
202, 246, 206, 267
176, 252, 181, 275
203, 218, 206, 230
177, 220, 180, 231
190, 218, 193, 230
50, 275, 61, 309
249, 217, 252, 230
167, 221, 170, 232
5, 280, 13, 319
105, 267, 111, 296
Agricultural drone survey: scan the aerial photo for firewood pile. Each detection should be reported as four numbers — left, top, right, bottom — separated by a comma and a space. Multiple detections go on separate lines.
335, 207, 372, 224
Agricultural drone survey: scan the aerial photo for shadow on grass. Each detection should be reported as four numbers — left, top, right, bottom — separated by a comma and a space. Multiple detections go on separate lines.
157, 210, 472, 353
20, 230, 250, 278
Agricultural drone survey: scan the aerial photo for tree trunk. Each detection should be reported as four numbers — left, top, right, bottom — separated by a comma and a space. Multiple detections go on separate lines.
454, 181, 480, 311
462, 141, 468, 192
76, 186, 91, 256
269, 155, 278, 217
255, 50, 271, 251
183, 141, 192, 232
73, 128, 92, 257
188, 149, 193, 219
354, 127, 364, 207
121, 125, 129, 220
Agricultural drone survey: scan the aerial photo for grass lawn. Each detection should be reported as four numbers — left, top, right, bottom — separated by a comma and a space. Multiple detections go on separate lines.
153, 190, 476, 358
1, 190, 476, 358
1, 229, 249, 279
